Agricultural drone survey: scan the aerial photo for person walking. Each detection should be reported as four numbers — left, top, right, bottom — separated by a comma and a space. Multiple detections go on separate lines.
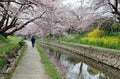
31, 36, 36, 47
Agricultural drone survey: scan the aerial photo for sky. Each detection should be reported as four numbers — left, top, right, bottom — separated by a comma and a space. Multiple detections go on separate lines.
62, 0, 92, 9
63, 0, 78, 4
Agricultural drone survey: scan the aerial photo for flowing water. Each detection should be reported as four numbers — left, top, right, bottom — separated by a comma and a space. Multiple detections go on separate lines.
42, 47, 120, 79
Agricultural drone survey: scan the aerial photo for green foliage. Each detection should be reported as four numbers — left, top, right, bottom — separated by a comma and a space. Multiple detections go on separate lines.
0, 36, 22, 54
0, 59, 4, 68
86, 23, 98, 32
47, 32, 120, 50
19, 40, 25, 46
0, 36, 23, 68
81, 29, 120, 49
107, 32, 120, 38
40, 31, 120, 50
37, 45, 62, 79
112, 23, 120, 32
100, 20, 113, 33
0, 35, 9, 43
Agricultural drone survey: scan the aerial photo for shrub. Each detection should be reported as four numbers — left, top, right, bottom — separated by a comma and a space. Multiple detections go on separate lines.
19, 40, 25, 46
87, 29, 104, 38
100, 20, 113, 33
86, 23, 98, 32
112, 23, 120, 32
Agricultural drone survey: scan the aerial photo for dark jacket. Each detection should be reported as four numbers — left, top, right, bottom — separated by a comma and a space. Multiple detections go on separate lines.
31, 36, 35, 43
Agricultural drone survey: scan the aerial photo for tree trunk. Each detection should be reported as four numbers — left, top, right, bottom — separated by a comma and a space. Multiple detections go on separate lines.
0, 11, 46, 38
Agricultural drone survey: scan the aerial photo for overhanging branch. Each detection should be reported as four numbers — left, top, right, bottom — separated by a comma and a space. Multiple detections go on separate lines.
5, 11, 46, 35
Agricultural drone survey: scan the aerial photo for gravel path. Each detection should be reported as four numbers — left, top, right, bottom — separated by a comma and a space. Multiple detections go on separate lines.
12, 41, 49, 79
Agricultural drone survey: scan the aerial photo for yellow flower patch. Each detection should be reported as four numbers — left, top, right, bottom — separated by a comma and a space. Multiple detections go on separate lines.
81, 36, 120, 49
88, 29, 104, 38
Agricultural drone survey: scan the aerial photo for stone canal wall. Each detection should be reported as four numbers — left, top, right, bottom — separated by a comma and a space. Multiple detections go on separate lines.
39, 41, 120, 69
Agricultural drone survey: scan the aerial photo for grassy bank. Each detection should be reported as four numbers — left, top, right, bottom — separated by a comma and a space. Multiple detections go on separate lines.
0, 36, 22, 54
42, 31, 120, 50
37, 44, 62, 79
0, 35, 23, 68
0, 35, 9, 43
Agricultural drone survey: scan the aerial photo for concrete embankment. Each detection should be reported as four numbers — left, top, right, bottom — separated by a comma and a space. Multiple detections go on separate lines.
39, 41, 120, 69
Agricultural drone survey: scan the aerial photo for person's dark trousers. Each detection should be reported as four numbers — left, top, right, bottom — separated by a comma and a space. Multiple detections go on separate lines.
32, 42, 35, 47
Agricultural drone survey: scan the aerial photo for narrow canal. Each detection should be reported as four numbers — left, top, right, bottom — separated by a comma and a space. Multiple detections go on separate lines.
42, 46, 120, 79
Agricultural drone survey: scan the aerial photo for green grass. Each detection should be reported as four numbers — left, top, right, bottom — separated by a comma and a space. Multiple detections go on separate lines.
0, 36, 21, 54
41, 32, 120, 50
0, 35, 9, 43
0, 35, 23, 68
0, 59, 4, 69
37, 44, 62, 79
108, 32, 120, 38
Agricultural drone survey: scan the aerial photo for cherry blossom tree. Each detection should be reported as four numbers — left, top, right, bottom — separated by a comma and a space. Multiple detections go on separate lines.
0, 0, 46, 38
1, 0, 118, 37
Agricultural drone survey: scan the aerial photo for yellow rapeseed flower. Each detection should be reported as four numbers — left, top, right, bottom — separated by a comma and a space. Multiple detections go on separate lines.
88, 29, 104, 38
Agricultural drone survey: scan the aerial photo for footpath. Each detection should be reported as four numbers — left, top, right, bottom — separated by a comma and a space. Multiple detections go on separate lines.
12, 41, 49, 79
